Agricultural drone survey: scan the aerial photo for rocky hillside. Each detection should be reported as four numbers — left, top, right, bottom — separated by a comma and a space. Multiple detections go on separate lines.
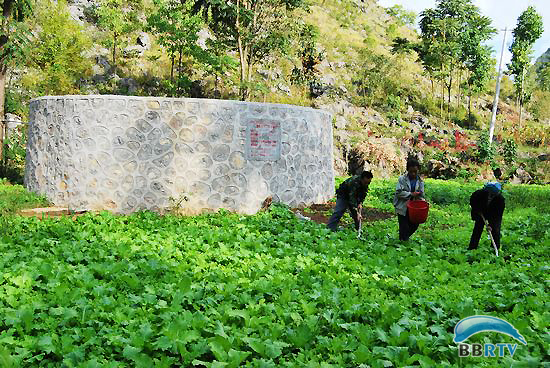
4, 0, 550, 184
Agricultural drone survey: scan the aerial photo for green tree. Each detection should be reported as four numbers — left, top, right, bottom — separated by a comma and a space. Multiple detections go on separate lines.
353, 51, 399, 108
191, 0, 306, 100
535, 62, 550, 92
290, 23, 324, 97
459, 13, 494, 121
508, 6, 544, 128
418, 0, 495, 118
147, 0, 203, 95
0, 0, 33, 163
22, 0, 92, 95
202, 38, 238, 94
386, 4, 416, 28
95, 0, 142, 72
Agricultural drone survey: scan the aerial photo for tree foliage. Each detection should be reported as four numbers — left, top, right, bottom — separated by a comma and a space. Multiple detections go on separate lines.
191, 0, 306, 100
22, 0, 92, 95
0, 0, 33, 163
290, 23, 324, 97
508, 6, 543, 107
416, 0, 495, 118
95, 0, 142, 71
146, 0, 203, 94
386, 4, 416, 28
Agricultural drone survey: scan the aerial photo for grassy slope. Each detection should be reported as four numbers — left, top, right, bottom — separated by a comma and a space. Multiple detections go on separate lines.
0, 180, 548, 366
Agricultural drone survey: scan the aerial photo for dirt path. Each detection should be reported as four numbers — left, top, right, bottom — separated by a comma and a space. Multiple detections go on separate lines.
292, 203, 394, 225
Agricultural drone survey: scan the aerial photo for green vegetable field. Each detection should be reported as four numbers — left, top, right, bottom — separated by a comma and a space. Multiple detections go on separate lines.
0, 179, 548, 367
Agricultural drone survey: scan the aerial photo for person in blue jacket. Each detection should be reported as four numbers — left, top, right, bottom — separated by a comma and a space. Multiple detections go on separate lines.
393, 159, 425, 241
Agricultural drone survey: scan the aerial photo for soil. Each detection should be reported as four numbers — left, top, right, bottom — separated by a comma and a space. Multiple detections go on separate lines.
292, 203, 394, 225
18, 207, 90, 220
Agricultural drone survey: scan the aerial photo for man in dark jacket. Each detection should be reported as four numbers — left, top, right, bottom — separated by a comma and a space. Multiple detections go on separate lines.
468, 182, 505, 250
327, 171, 373, 231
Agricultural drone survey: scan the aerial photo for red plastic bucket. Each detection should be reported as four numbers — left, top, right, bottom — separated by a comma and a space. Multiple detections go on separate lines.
407, 200, 429, 224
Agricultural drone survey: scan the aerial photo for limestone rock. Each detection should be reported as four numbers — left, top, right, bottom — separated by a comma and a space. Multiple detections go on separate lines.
137, 33, 150, 49
277, 83, 291, 95
334, 115, 348, 130
510, 167, 533, 184
95, 55, 111, 74
426, 157, 460, 179
5, 113, 23, 134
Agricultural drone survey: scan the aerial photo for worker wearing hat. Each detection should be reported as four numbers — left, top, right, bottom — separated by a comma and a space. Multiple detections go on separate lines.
468, 182, 505, 250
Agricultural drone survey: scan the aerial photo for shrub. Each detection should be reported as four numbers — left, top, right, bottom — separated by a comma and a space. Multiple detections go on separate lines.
529, 90, 550, 122
500, 138, 517, 165
411, 96, 439, 117
475, 133, 496, 163
0, 126, 27, 184
385, 94, 402, 122
450, 106, 481, 130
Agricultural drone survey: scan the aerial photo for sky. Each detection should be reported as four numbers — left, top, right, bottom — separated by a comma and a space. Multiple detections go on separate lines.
377, 0, 550, 70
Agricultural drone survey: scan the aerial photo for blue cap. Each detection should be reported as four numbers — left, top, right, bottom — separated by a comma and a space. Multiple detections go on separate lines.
484, 182, 502, 194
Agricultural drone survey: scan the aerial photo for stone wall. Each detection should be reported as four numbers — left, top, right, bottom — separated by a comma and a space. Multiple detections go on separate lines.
24, 96, 334, 214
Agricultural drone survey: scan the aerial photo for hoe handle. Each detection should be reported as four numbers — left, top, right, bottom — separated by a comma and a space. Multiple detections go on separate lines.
480, 214, 499, 257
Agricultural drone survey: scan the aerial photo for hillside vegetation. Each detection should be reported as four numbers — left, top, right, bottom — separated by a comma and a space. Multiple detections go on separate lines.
1, 0, 549, 184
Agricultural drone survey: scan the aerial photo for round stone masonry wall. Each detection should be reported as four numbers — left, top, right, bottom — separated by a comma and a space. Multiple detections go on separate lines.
24, 95, 334, 214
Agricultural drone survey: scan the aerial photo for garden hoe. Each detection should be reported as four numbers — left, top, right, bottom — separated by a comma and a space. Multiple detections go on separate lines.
480, 214, 499, 257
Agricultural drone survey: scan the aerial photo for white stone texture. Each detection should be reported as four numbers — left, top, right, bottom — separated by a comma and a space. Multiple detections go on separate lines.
25, 96, 334, 214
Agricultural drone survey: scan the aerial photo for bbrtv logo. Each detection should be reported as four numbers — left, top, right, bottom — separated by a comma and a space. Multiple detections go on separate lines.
454, 316, 527, 358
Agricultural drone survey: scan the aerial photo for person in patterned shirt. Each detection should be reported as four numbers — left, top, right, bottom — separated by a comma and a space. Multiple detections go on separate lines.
327, 171, 373, 231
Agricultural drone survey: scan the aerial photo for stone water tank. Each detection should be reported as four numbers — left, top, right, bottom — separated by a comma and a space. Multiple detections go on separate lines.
24, 96, 334, 214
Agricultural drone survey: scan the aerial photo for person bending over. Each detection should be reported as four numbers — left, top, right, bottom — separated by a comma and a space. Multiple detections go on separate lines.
393, 159, 425, 241
327, 171, 373, 231
468, 182, 505, 250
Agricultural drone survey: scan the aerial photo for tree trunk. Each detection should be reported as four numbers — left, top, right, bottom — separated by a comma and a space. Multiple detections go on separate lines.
440, 81, 444, 119
112, 32, 117, 72
236, 0, 248, 101
177, 47, 183, 96
0, 65, 5, 166
178, 47, 182, 77
518, 67, 525, 131
447, 75, 452, 119
457, 70, 462, 110
170, 53, 175, 82
468, 93, 472, 123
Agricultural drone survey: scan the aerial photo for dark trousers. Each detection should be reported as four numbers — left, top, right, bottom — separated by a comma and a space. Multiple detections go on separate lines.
398, 212, 419, 241
469, 216, 502, 250
327, 196, 360, 231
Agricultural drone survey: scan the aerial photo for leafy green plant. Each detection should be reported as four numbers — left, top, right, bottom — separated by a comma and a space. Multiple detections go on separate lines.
0, 179, 548, 366
385, 94, 403, 122
476, 133, 496, 163
500, 138, 518, 165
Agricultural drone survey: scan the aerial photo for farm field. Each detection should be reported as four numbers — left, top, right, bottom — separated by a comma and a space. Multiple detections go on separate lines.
0, 179, 548, 367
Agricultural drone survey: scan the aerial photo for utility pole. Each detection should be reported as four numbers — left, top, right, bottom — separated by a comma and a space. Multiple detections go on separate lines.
489, 27, 508, 144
